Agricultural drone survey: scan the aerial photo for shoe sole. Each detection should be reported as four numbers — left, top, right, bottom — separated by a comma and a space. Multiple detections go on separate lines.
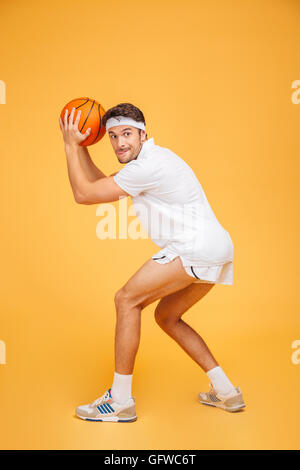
198, 399, 246, 412
76, 414, 137, 422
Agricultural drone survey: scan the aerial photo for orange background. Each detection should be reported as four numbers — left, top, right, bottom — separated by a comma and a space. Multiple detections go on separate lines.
0, 0, 299, 450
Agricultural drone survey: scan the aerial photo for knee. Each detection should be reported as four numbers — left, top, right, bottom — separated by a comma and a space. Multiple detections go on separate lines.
114, 288, 128, 308
154, 306, 173, 328
114, 288, 137, 312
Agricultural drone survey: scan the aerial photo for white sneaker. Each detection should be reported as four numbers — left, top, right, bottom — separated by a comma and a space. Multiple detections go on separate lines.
75, 388, 137, 422
198, 383, 246, 412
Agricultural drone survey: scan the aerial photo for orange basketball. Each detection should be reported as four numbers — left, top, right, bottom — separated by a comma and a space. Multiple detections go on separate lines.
60, 97, 106, 146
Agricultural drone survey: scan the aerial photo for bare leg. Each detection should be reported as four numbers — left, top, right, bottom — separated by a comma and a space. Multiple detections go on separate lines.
154, 282, 218, 372
113, 256, 197, 374
155, 317, 218, 372
113, 256, 219, 375
113, 300, 142, 375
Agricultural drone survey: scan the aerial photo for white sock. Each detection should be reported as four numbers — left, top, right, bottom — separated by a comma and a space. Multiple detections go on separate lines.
111, 372, 133, 404
206, 366, 238, 397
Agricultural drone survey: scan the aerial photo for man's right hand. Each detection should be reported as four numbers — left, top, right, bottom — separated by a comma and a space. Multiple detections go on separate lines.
59, 107, 91, 147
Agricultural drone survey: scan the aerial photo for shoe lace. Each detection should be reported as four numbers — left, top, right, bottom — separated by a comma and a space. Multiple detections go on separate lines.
91, 390, 110, 407
208, 382, 238, 399
208, 383, 218, 397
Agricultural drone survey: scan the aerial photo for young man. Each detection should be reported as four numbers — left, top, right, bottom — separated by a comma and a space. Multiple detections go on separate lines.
59, 102, 246, 422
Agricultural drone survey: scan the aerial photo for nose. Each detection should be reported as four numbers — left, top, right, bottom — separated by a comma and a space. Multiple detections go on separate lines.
117, 136, 127, 149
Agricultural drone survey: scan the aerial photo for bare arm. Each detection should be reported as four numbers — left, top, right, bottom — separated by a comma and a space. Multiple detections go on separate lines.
65, 143, 128, 203
59, 107, 121, 202
77, 145, 107, 182
64, 143, 91, 202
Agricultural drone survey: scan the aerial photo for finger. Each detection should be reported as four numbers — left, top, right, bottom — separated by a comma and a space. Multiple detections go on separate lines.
74, 109, 81, 130
68, 107, 76, 128
82, 128, 91, 141
59, 117, 65, 133
64, 109, 69, 128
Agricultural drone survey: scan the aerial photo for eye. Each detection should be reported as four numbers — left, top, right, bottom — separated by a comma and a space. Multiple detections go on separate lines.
125, 132, 131, 136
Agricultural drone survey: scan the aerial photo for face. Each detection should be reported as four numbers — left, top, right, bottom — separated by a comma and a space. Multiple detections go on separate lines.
108, 125, 147, 163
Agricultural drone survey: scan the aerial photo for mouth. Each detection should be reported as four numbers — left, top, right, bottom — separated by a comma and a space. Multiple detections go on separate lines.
117, 149, 129, 155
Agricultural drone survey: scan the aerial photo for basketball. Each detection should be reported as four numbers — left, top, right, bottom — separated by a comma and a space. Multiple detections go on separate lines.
60, 97, 106, 146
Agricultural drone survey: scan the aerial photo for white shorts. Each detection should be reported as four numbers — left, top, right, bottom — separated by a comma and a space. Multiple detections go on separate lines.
152, 252, 233, 285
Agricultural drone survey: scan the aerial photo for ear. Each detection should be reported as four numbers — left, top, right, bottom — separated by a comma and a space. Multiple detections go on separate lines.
140, 129, 147, 143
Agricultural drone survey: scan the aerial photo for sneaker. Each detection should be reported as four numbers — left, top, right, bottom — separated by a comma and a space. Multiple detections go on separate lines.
198, 383, 246, 412
75, 388, 137, 422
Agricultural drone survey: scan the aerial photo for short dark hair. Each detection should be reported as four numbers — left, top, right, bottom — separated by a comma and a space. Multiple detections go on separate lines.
103, 102, 147, 138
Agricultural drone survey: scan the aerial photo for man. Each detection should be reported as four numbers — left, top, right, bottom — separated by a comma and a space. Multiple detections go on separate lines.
59, 102, 246, 422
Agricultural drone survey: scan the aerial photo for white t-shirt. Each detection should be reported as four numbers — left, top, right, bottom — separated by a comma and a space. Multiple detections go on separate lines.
113, 137, 234, 267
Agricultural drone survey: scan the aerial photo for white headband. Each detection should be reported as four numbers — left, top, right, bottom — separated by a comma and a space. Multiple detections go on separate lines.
105, 116, 146, 131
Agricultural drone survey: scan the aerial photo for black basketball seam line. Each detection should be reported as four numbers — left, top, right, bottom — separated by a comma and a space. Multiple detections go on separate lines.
80, 100, 95, 133
191, 266, 201, 279
65, 99, 102, 143
65, 98, 90, 120
75, 98, 90, 110
90, 103, 102, 145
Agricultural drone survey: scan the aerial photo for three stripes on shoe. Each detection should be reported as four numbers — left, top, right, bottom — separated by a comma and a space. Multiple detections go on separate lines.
96, 402, 115, 414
